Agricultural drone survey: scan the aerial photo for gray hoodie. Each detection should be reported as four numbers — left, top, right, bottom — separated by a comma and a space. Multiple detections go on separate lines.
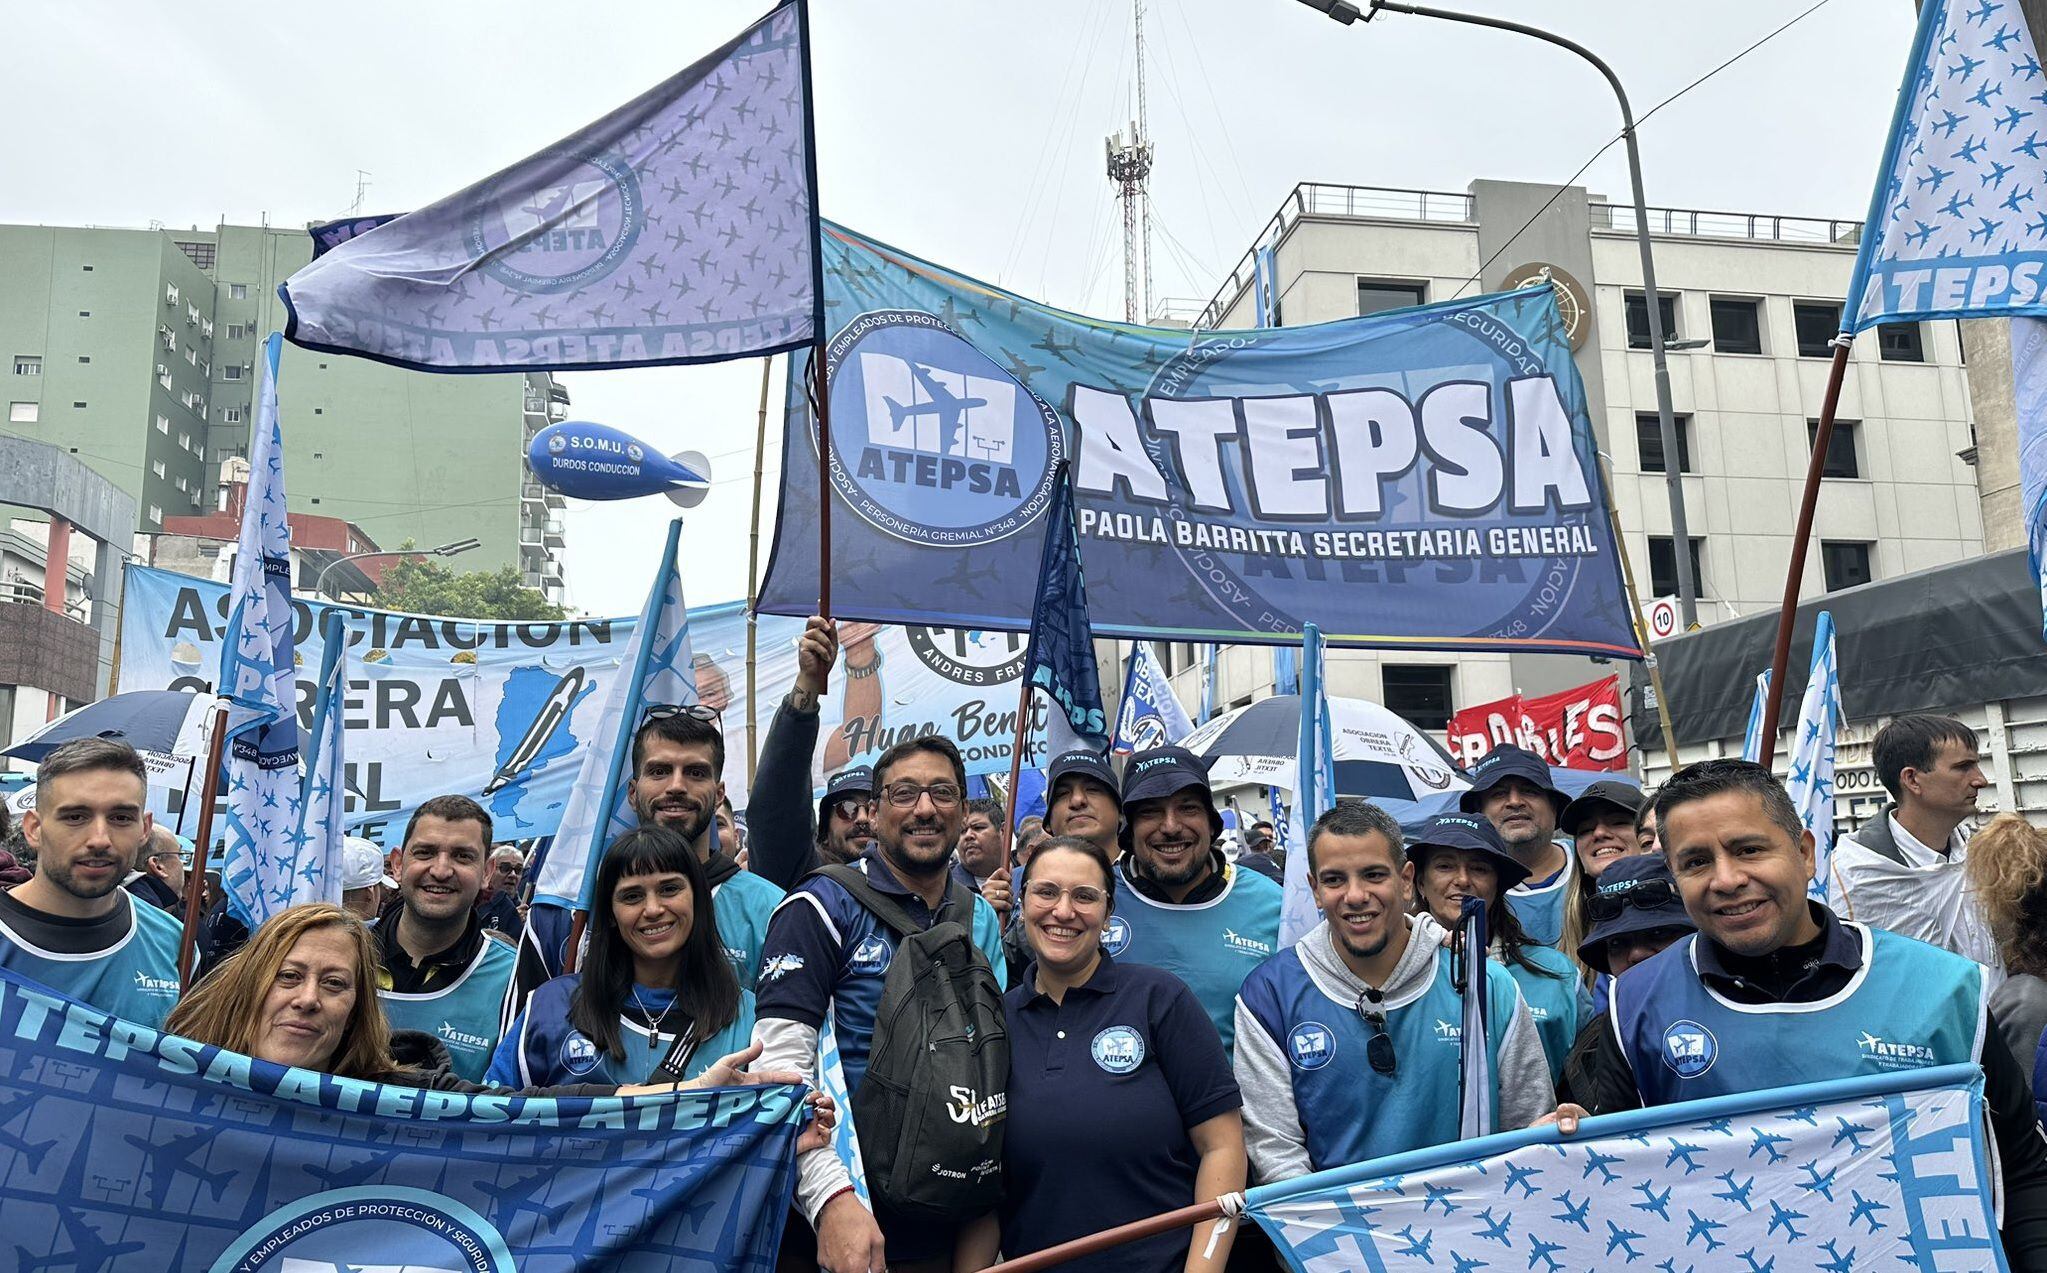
1233, 912, 1556, 1183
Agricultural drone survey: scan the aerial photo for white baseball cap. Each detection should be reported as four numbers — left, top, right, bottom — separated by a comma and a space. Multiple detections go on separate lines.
341, 837, 396, 891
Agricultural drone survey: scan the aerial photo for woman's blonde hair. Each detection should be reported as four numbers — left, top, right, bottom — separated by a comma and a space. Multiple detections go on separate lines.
165, 902, 396, 1080
1966, 813, 2047, 978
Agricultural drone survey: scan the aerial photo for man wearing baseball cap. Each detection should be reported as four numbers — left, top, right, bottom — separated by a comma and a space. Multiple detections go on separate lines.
1407, 813, 1588, 1080
1044, 748, 1121, 858
1459, 745, 1573, 947
1555, 852, 1695, 1113
340, 835, 397, 921
1111, 745, 1281, 1056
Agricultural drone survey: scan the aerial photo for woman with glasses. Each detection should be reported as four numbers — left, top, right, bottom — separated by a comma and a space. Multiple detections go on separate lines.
957, 835, 1244, 1273
488, 826, 756, 1087
1407, 815, 1589, 1081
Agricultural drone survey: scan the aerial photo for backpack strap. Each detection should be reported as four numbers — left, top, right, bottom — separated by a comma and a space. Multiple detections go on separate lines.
817, 864, 927, 941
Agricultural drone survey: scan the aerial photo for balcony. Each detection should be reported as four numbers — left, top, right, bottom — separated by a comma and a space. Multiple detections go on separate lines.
1589, 201, 1862, 246
522, 482, 545, 502
522, 571, 544, 589
547, 402, 568, 423
544, 518, 565, 547
519, 528, 543, 546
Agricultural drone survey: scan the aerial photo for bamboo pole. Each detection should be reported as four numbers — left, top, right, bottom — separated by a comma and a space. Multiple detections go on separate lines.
745, 356, 773, 785
176, 702, 232, 990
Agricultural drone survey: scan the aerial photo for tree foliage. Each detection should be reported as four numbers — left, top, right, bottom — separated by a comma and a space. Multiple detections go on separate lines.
374, 558, 566, 620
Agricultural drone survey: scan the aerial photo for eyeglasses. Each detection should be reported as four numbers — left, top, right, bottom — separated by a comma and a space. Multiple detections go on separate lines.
1355, 987, 1397, 1077
643, 703, 722, 726
882, 781, 962, 809
1024, 881, 1108, 908
1586, 878, 1681, 923
828, 796, 876, 821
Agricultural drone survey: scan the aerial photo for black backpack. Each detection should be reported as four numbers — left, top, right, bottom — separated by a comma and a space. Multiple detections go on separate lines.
817, 864, 1009, 1221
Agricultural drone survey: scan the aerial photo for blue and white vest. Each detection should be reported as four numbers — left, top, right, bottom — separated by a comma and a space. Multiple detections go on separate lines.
376, 936, 520, 1082
1614, 925, 1984, 1106
0, 894, 182, 1029
489, 974, 756, 1088
714, 869, 784, 993
1237, 938, 1523, 1170
1108, 864, 1281, 1058
1504, 850, 1575, 948
1502, 942, 1586, 1082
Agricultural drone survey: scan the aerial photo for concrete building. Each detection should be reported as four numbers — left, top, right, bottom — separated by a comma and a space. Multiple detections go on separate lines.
0, 221, 570, 606
1150, 178, 1984, 742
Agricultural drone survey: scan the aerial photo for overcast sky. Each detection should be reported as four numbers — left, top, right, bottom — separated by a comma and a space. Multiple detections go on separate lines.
6, 0, 1916, 615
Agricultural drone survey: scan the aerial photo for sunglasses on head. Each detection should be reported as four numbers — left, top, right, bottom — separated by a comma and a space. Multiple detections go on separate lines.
643, 703, 722, 726
1355, 987, 1397, 1077
1586, 878, 1681, 923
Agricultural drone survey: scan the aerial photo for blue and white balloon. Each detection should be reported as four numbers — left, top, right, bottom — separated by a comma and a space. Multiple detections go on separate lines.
527, 421, 712, 507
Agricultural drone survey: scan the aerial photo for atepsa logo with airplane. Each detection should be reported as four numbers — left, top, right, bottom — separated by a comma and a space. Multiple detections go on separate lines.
825, 310, 1065, 546
467, 146, 643, 295
216, 1186, 514, 1272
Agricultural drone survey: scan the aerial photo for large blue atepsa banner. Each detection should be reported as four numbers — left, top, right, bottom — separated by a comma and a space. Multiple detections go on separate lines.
757, 223, 1640, 657
0, 967, 804, 1270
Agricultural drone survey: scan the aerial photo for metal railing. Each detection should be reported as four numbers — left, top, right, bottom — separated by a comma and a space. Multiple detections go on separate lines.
1590, 201, 1862, 246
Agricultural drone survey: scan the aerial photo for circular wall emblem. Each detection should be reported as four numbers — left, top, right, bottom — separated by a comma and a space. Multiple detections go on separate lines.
210, 1187, 514, 1273
905, 626, 1029, 686
1288, 1021, 1337, 1071
849, 934, 894, 975
1502, 262, 1592, 351
822, 311, 1065, 546
467, 147, 643, 294
1100, 914, 1132, 956
1091, 1025, 1146, 1074
1661, 1019, 1718, 1079
560, 1032, 600, 1077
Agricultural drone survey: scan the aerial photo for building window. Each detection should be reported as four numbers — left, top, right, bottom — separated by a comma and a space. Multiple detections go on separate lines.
228, 283, 248, 300
77, 355, 90, 364
1382, 665, 1454, 732
1709, 297, 1764, 355
1878, 322, 1926, 363
223, 365, 244, 381
174, 240, 216, 271
1648, 536, 1705, 599
148, 504, 162, 523
152, 460, 166, 479
1635, 413, 1693, 473
13, 357, 40, 376
1357, 279, 1426, 317
226, 323, 248, 340
1821, 541, 1875, 592
77, 310, 90, 317
8, 402, 37, 423
178, 432, 192, 451
155, 414, 169, 434
71, 401, 86, 408
1807, 419, 1861, 478
1623, 291, 1680, 350
223, 406, 242, 424
1792, 301, 1842, 358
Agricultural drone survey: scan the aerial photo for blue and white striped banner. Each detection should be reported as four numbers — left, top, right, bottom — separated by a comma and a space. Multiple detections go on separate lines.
1250, 1064, 2004, 1272
1787, 612, 1842, 901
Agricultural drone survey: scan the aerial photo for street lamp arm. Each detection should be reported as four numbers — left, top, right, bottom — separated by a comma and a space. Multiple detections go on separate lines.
1368, 2, 1637, 127
309, 539, 481, 599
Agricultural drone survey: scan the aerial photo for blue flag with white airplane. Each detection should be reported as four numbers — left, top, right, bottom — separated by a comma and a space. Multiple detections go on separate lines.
1848, 0, 2047, 329
1249, 1063, 2004, 1273
1112, 641, 1194, 753
281, 1, 818, 371
1788, 612, 1843, 901
217, 334, 310, 930
0, 966, 804, 1271
287, 611, 349, 911
1022, 463, 1109, 759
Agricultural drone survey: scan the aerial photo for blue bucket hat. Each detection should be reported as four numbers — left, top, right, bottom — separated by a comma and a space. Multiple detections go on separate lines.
1404, 812, 1532, 893
1457, 744, 1569, 818
1577, 853, 1695, 975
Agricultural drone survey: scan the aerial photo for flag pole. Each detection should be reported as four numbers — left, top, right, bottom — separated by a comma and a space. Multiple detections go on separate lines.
811, 354, 832, 619
1757, 339, 1853, 751
993, 1199, 1231, 1273
176, 701, 231, 991
745, 355, 772, 785
1595, 451, 1680, 764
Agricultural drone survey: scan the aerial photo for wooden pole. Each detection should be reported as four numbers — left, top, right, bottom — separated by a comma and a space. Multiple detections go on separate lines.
563, 910, 588, 975
745, 356, 773, 786
994, 1199, 1229, 1273
1758, 339, 1854, 752
1596, 453, 1681, 765
807, 352, 832, 619
176, 701, 232, 990
1003, 674, 1033, 828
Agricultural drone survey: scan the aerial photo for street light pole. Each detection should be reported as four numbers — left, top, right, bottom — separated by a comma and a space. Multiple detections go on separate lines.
1298, 0, 1700, 630
311, 538, 481, 599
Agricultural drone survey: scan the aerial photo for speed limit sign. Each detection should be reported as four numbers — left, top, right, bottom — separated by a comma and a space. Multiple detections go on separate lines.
1643, 596, 1680, 641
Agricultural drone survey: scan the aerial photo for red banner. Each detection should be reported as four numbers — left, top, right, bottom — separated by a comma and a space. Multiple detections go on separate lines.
1446, 676, 1628, 772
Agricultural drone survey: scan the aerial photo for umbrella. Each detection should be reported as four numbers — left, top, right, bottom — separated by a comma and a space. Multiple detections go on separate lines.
1, 689, 218, 764
1180, 695, 1469, 803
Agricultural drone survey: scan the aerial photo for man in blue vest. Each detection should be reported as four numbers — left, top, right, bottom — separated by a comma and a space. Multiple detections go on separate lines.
752, 733, 1006, 1273
1461, 745, 1573, 946
1112, 746, 1282, 1057
0, 739, 181, 1027
1548, 759, 2047, 1265
627, 705, 783, 991
1236, 801, 1553, 1179
373, 795, 519, 1082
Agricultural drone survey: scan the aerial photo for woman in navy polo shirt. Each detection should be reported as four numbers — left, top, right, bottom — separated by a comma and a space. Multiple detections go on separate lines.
959, 836, 1246, 1273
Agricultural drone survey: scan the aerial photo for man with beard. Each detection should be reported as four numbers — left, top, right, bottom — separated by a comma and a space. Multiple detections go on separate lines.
745, 618, 884, 888
751, 734, 1007, 1273
1110, 746, 1281, 1057
0, 739, 181, 1027
628, 706, 783, 991
1461, 745, 1574, 947
1235, 801, 1552, 1179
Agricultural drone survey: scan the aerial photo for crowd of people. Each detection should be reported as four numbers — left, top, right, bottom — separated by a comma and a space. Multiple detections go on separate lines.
2, 615, 2045, 1271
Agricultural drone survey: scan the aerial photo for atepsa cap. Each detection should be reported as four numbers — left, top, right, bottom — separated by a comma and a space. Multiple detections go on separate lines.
1577, 852, 1695, 974
1560, 779, 1646, 837
341, 836, 396, 891
1120, 746, 1224, 839
818, 764, 876, 826
1404, 813, 1532, 892
1046, 749, 1121, 808
1457, 744, 1569, 818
